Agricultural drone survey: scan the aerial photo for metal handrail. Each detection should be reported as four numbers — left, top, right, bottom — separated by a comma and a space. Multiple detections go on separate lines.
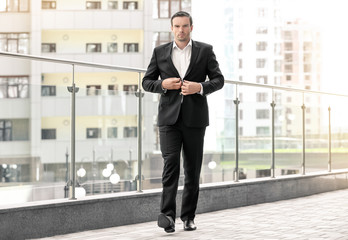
1, 51, 347, 97
0, 51, 345, 194
0, 51, 147, 72
225, 79, 348, 98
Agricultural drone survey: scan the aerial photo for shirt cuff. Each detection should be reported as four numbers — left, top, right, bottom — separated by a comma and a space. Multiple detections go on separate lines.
198, 83, 203, 95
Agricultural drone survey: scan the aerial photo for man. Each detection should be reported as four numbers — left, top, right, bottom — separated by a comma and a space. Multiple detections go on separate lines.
142, 11, 224, 233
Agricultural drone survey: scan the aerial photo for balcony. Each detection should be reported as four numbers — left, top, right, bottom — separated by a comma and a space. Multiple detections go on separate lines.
41, 10, 144, 30
1, 51, 348, 239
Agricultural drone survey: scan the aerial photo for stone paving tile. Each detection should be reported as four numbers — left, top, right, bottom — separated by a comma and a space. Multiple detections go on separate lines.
31, 189, 348, 240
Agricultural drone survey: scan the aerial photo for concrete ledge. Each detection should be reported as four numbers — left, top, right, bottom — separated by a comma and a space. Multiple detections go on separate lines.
1, 170, 348, 240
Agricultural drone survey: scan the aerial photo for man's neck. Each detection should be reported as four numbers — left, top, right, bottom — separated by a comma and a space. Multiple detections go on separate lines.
175, 39, 190, 50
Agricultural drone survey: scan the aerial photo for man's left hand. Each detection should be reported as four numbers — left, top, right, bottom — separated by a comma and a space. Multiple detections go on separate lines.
181, 80, 201, 95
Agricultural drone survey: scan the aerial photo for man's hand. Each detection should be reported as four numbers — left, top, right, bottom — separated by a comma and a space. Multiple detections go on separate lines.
162, 77, 182, 90
181, 80, 201, 95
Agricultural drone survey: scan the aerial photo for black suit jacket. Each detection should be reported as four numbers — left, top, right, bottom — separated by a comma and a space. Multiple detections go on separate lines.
142, 40, 224, 127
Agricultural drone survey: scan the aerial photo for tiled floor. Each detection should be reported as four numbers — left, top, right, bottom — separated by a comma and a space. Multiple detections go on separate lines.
33, 189, 348, 240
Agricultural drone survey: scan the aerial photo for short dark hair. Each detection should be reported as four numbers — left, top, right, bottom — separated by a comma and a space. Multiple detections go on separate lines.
171, 11, 193, 26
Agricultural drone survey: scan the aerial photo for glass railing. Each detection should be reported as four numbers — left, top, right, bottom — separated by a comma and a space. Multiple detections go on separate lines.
1, 51, 348, 205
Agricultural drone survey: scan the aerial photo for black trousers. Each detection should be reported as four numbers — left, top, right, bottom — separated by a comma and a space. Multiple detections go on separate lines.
159, 111, 206, 221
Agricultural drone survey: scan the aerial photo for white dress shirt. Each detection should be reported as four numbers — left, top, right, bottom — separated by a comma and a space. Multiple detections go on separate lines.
172, 40, 192, 80
171, 40, 203, 95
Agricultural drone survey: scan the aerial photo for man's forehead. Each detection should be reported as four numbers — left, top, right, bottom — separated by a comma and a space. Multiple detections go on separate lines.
172, 16, 190, 24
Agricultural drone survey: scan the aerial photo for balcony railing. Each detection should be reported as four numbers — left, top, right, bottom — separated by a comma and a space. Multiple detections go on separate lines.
1, 51, 348, 205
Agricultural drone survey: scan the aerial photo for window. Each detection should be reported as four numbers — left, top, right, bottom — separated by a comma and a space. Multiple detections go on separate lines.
123, 43, 139, 52
284, 42, 293, 51
86, 43, 101, 53
41, 86, 56, 96
274, 60, 282, 72
239, 127, 243, 136
303, 53, 311, 63
157, 0, 191, 18
256, 109, 269, 119
256, 127, 269, 136
304, 64, 312, 73
256, 93, 268, 102
238, 59, 242, 69
239, 109, 243, 120
108, 1, 118, 9
303, 42, 312, 51
108, 84, 118, 95
257, 8, 267, 18
0, 33, 30, 54
305, 75, 311, 81
153, 32, 172, 47
123, 84, 137, 95
284, 53, 292, 62
41, 43, 56, 53
0, 0, 29, 12
286, 97, 292, 103
0, 76, 29, 99
123, 1, 138, 10
42, 1, 56, 9
284, 31, 292, 40
124, 127, 137, 138
86, 85, 101, 96
107, 127, 118, 138
86, 1, 101, 9
0, 120, 12, 141
41, 129, 56, 140
256, 42, 267, 51
237, 43, 243, 52
86, 128, 101, 138
107, 43, 118, 53
286, 75, 292, 81
284, 64, 293, 73
256, 76, 268, 84
256, 59, 266, 68
256, 27, 268, 34
274, 43, 281, 55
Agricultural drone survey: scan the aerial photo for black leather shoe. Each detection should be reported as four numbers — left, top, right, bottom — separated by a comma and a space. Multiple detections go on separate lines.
183, 220, 197, 231
157, 213, 175, 233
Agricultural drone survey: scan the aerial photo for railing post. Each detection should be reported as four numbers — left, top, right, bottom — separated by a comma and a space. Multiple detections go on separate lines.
135, 72, 144, 192
301, 100, 306, 175
270, 100, 276, 178
233, 97, 240, 182
328, 106, 332, 172
67, 64, 79, 200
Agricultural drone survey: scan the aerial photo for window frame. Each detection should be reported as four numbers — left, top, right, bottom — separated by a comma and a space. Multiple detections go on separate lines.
86, 1, 102, 9
41, 129, 56, 140
86, 43, 102, 53
42, 1, 56, 9
41, 43, 56, 53
0, 76, 29, 99
0, 0, 30, 12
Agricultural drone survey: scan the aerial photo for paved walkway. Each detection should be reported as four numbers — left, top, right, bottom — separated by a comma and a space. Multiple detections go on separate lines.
34, 189, 348, 240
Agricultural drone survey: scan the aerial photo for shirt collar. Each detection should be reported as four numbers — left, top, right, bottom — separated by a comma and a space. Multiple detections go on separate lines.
173, 39, 192, 50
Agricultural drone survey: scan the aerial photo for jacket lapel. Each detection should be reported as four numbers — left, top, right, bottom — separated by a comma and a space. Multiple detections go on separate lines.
165, 43, 181, 78
184, 40, 200, 79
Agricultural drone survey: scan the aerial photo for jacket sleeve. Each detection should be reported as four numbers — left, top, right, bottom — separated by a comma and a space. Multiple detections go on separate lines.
142, 49, 166, 94
201, 45, 224, 96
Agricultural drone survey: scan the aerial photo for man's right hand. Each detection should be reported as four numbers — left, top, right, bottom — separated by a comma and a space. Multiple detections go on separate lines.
162, 78, 182, 90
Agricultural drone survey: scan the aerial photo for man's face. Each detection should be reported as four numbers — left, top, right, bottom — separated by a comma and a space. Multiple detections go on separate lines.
171, 16, 193, 43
